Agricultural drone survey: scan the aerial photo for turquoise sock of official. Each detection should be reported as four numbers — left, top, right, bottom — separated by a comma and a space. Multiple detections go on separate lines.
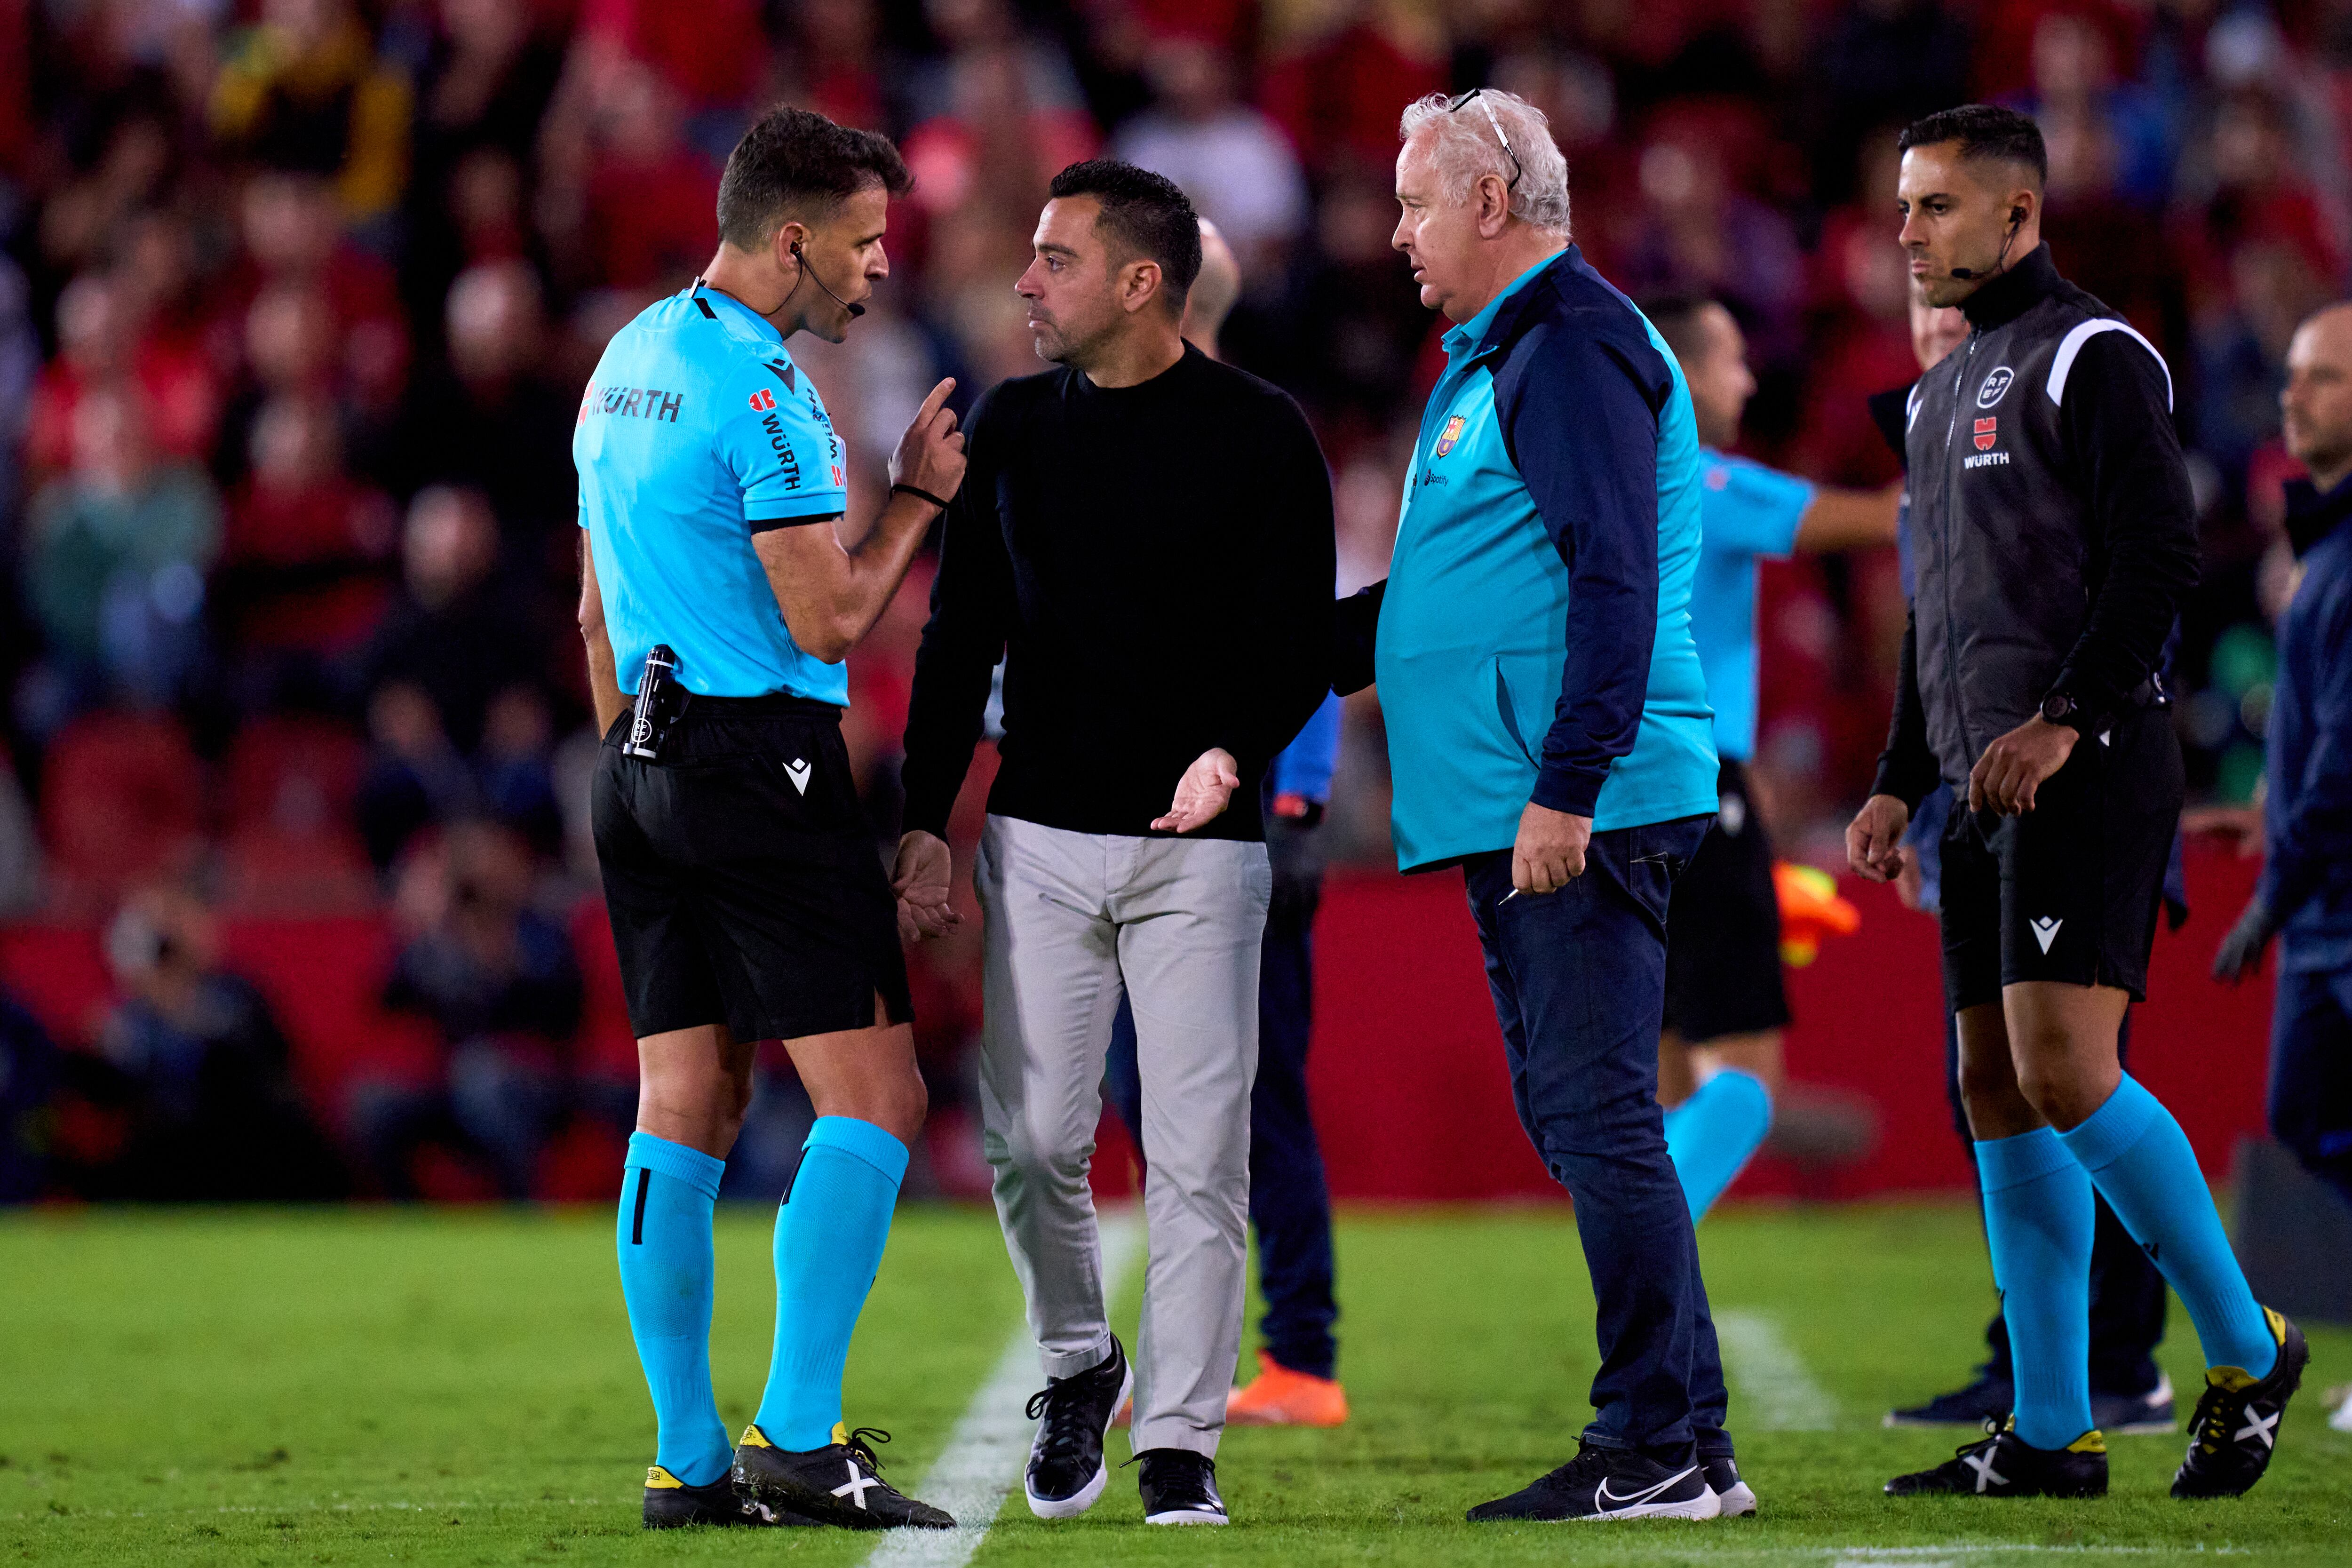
1979, 1127, 2095, 1449
617, 1131, 732, 1487
2057, 1075, 2277, 1377
1664, 1067, 1773, 1221
754, 1115, 910, 1451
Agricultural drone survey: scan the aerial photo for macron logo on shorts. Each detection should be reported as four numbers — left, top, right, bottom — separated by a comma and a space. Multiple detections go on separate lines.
2031, 916, 2063, 954
784, 758, 813, 795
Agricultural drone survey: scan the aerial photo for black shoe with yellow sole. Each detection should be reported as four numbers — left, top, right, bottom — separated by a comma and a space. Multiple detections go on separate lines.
642, 1465, 805, 1528
1885, 1420, 2108, 1498
2174, 1309, 2308, 1500
730, 1423, 954, 1529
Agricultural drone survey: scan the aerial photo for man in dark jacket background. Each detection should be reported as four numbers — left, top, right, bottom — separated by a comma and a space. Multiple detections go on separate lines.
2216, 305, 2352, 1261
1848, 104, 2306, 1504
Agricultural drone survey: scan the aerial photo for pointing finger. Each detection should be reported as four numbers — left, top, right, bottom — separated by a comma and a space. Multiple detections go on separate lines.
914, 377, 956, 425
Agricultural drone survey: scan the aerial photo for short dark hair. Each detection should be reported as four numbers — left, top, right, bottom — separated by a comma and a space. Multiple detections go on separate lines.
1897, 103, 2048, 188
716, 106, 912, 249
1046, 159, 1204, 308
1638, 292, 1720, 368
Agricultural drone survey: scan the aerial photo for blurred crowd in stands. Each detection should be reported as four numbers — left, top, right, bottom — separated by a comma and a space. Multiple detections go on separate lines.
0, 0, 2345, 1199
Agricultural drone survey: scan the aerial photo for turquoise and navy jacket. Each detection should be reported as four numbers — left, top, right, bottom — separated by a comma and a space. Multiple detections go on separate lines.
1335, 247, 1717, 871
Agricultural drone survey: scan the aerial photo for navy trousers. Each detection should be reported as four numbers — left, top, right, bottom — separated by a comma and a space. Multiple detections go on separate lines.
1105, 869, 1340, 1378
1463, 815, 1727, 1461
2270, 963, 2352, 1208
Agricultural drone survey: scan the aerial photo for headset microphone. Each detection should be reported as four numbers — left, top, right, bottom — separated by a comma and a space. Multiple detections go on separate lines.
790, 240, 866, 319
1947, 206, 2028, 283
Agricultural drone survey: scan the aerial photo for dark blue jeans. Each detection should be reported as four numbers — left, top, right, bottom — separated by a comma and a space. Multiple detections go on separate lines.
2270, 963, 2352, 1209
1105, 873, 1340, 1377
1463, 815, 1727, 1461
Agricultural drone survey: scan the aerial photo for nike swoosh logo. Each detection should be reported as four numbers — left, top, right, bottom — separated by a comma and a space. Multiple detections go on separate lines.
1594, 1465, 1698, 1511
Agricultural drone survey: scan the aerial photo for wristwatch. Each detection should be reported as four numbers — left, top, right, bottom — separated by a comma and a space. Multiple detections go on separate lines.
2039, 690, 2079, 725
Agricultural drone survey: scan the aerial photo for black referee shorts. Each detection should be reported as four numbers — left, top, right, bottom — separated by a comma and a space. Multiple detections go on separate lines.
1938, 704, 2182, 1014
591, 694, 913, 1043
1663, 758, 1792, 1043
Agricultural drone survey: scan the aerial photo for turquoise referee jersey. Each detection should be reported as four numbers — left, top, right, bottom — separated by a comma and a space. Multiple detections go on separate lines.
575, 279, 850, 703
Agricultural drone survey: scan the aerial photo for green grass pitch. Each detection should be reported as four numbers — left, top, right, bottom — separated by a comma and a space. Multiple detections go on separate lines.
3, 1202, 2347, 1566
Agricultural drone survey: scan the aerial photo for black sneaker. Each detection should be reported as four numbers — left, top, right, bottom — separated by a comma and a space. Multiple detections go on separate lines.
1884, 1420, 2107, 1497
2173, 1309, 2308, 1499
1467, 1443, 1721, 1522
1884, 1370, 2014, 1428
2092, 1371, 2176, 1436
1703, 1454, 1756, 1517
1024, 1336, 1133, 1520
730, 1423, 954, 1529
1136, 1449, 1228, 1526
642, 1465, 807, 1528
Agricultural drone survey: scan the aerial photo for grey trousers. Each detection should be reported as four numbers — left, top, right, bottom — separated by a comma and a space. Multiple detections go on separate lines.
972, 813, 1271, 1457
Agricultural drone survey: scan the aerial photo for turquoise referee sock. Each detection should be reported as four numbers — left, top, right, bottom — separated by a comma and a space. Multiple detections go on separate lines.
753, 1116, 909, 1450
1664, 1067, 1773, 1221
2058, 1075, 2277, 1378
1978, 1126, 2095, 1450
617, 1131, 732, 1487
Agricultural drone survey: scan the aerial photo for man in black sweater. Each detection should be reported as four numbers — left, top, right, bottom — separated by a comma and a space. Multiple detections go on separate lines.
897, 162, 1333, 1528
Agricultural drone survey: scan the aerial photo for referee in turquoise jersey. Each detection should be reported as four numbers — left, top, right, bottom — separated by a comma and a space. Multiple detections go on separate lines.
574, 106, 964, 1533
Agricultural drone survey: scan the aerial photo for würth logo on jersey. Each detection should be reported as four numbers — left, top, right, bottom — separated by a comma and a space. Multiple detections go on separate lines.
748, 388, 778, 413
1973, 416, 1998, 451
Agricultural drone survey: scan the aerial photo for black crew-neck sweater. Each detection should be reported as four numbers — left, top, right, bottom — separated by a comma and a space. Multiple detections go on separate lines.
900, 344, 1335, 843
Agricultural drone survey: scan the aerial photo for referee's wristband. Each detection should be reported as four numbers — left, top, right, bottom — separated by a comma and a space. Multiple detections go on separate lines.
891, 482, 951, 511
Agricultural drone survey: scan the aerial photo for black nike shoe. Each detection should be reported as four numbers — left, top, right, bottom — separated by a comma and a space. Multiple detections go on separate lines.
2091, 1371, 2176, 1436
1884, 1370, 2014, 1428
1467, 1443, 1722, 1522
642, 1465, 806, 1528
1024, 1336, 1133, 1520
1703, 1454, 1757, 1517
1136, 1448, 1228, 1525
2173, 1309, 2308, 1499
730, 1423, 954, 1529
1884, 1419, 2107, 1498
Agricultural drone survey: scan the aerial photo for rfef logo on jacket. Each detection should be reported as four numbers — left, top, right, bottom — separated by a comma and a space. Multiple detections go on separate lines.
1434, 415, 1466, 456
1974, 416, 1998, 451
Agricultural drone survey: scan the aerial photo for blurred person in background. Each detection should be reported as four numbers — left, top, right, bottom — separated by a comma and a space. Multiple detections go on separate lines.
27, 270, 220, 485
353, 483, 535, 756
352, 821, 582, 1200
215, 392, 398, 713
1853, 105, 2300, 1504
392, 260, 578, 553
900, 162, 1334, 1527
2215, 305, 2352, 1259
1100, 220, 1352, 1430
20, 386, 221, 734
400, 0, 564, 348
1114, 40, 1308, 286
1641, 294, 1899, 1223
1877, 290, 2177, 1443
207, 0, 413, 234
1336, 89, 1734, 1523
67, 884, 345, 1200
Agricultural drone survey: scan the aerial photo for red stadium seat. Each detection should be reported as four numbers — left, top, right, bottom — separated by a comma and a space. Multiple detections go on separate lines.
217, 716, 374, 913
40, 711, 206, 916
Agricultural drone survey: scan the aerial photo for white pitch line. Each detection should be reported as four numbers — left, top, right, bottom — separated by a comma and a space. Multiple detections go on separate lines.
862, 1205, 1146, 1568
1715, 1308, 1840, 1432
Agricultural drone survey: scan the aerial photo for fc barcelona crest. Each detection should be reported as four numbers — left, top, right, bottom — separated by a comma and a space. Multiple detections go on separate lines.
1435, 415, 1467, 457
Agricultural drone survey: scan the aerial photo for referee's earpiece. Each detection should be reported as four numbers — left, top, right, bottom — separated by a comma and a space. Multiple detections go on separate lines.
789, 238, 866, 320
1951, 206, 2031, 282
